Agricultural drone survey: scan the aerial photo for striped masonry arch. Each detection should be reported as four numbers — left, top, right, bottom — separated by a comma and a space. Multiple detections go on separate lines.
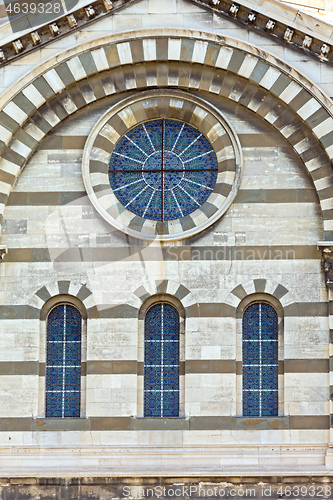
131, 279, 197, 314
225, 279, 291, 311
0, 30, 333, 237
33, 281, 95, 317
82, 89, 243, 241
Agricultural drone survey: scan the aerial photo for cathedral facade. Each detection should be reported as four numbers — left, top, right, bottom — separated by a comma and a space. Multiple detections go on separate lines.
0, 0, 333, 496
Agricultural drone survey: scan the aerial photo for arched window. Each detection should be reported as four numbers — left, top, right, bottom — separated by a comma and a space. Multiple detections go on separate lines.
46, 304, 82, 418
144, 303, 180, 417
242, 302, 278, 417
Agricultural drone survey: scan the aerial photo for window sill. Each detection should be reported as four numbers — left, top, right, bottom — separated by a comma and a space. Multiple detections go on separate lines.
30, 415, 294, 432
33, 416, 189, 431
233, 416, 288, 429
34, 417, 90, 431
133, 417, 189, 430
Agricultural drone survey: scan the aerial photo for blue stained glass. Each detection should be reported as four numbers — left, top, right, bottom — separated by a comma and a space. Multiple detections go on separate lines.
243, 366, 260, 387
162, 392, 179, 417
62, 393, 80, 417
163, 367, 179, 388
262, 342, 278, 362
144, 303, 180, 417
243, 343, 260, 363
261, 365, 278, 389
46, 304, 81, 418
46, 393, 62, 418
242, 303, 278, 417
109, 119, 218, 221
261, 392, 278, 416
243, 392, 260, 417
144, 392, 162, 418
145, 368, 162, 390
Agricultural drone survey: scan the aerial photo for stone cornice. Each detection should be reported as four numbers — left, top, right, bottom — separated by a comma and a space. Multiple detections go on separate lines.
228, 0, 333, 41
0, 0, 140, 66
191, 0, 333, 63
1, 0, 333, 67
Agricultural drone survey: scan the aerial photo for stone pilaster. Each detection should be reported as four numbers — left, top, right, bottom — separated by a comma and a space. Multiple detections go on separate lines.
318, 243, 333, 467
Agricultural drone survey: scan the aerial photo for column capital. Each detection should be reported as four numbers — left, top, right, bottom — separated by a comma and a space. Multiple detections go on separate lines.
0, 245, 7, 260
318, 242, 333, 286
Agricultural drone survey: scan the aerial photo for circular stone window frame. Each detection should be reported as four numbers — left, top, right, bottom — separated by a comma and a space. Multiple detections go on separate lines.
82, 90, 243, 242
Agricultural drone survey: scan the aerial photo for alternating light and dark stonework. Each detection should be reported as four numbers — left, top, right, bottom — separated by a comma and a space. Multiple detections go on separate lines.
0, 0, 332, 490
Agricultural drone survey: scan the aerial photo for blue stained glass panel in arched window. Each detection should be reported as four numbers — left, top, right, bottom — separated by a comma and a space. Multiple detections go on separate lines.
144, 303, 180, 417
242, 303, 278, 417
46, 304, 81, 418
109, 119, 218, 221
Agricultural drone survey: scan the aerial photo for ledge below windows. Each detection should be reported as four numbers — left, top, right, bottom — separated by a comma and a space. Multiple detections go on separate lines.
0, 415, 327, 431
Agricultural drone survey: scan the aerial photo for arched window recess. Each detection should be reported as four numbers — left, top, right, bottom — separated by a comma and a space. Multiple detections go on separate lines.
40, 295, 87, 419
138, 294, 185, 418
236, 293, 284, 418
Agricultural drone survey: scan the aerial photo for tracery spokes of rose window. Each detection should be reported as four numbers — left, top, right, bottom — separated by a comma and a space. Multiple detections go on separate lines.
108, 119, 218, 221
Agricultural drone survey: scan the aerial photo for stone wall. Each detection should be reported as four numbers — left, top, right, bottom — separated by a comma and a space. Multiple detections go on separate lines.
0, 0, 332, 477
1, 477, 333, 500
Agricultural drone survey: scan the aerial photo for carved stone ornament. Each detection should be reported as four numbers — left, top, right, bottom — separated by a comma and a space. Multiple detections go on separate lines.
318, 243, 333, 285
0, 245, 7, 260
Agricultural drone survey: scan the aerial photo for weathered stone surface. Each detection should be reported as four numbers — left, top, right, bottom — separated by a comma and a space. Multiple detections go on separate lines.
0, 0, 332, 482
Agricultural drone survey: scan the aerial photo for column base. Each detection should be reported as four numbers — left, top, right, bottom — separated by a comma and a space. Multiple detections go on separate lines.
325, 447, 333, 468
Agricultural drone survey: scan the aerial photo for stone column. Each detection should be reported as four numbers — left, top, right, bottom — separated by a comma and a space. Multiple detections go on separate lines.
318, 243, 333, 467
